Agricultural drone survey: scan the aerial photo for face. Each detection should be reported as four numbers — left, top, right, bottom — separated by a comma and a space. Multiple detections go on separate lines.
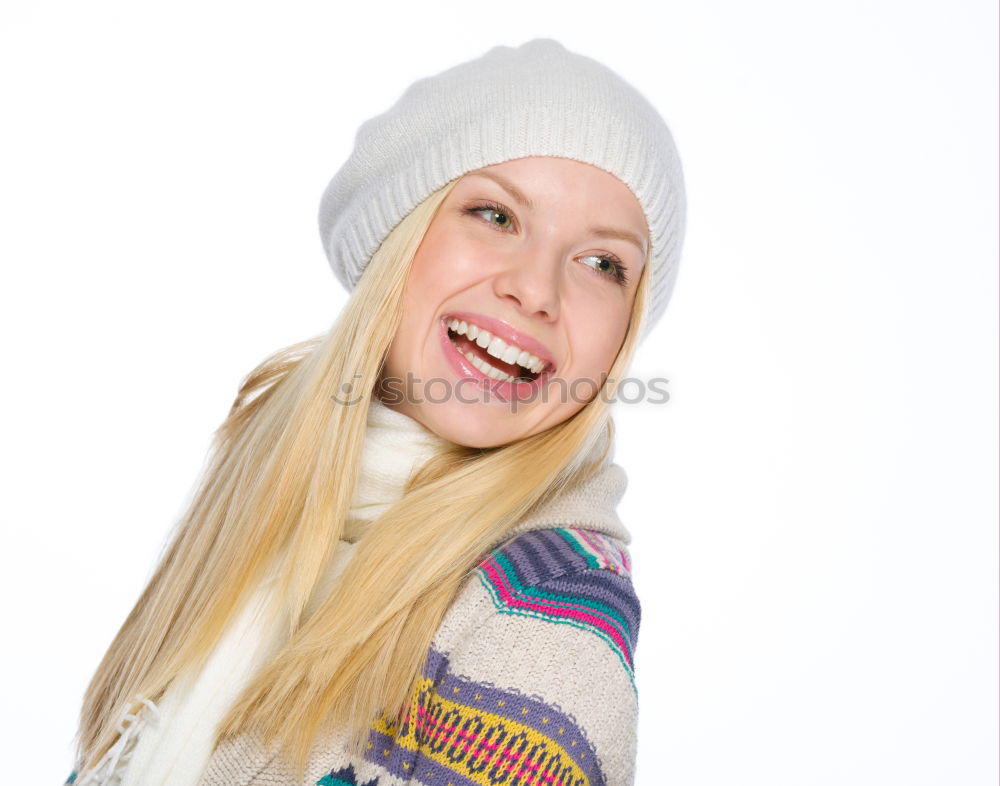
377, 156, 649, 448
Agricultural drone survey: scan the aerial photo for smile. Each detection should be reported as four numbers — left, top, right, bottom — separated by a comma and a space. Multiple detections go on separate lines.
446, 317, 551, 382
438, 313, 556, 403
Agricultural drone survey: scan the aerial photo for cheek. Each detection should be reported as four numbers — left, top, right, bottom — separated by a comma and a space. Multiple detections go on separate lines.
586, 333, 626, 378
408, 231, 485, 294
568, 300, 632, 378
389, 232, 484, 367
397, 235, 453, 328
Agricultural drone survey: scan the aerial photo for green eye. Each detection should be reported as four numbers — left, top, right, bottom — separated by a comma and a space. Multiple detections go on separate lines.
580, 254, 629, 287
465, 201, 516, 232
582, 255, 613, 273
489, 210, 512, 229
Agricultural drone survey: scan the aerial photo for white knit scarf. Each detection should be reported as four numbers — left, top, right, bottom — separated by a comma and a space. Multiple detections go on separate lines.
77, 396, 450, 786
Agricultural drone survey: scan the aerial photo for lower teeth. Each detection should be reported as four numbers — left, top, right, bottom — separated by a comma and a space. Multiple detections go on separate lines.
464, 349, 518, 382
450, 333, 534, 383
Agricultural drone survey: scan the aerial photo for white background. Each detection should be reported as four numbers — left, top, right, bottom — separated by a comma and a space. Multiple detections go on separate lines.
1, 2, 996, 784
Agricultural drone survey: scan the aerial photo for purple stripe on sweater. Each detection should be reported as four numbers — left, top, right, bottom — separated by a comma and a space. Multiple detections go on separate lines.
422, 645, 450, 680
500, 529, 591, 585
478, 529, 640, 671
502, 536, 552, 585
538, 572, 641, 653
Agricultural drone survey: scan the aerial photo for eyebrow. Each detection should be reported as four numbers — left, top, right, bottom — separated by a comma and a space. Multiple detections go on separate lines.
468, 170, 536, 210
587, 226, 648, 256
467, 170, 648, 257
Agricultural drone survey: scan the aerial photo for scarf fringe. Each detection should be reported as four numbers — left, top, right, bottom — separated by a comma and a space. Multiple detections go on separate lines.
75, 697, 160, 786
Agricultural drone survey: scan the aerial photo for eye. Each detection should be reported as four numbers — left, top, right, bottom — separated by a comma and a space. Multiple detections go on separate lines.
464, 201, 516, 232
579, 254, 630, 287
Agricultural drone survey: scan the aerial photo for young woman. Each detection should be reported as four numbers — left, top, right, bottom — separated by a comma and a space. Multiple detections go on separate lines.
68, 38, 686, 786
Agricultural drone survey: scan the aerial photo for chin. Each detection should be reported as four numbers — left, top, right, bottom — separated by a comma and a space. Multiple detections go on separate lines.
415, 404, 511, 449
414, 400, 552, 449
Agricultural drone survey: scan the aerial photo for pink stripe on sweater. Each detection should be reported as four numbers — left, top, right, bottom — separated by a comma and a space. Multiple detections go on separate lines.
480, 556, 632, 666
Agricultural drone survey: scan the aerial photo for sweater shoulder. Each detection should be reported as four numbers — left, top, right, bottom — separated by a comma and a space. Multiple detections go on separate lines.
484, 525, 634, 584
474, 526, 641, 678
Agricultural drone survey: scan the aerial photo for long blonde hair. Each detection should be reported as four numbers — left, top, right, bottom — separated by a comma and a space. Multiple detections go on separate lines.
77, 172, 652, 775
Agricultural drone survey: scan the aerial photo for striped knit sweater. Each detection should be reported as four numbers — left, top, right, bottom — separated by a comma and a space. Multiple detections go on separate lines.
67, 414, 640, 786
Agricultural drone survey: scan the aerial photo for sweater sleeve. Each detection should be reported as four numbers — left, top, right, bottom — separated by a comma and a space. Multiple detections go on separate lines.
359, 526, 641, 786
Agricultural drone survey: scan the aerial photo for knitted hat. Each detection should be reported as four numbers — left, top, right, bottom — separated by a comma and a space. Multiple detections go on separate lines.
318, 38, 686, 342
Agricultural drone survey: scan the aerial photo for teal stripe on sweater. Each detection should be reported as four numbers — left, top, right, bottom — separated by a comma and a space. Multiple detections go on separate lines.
555, 527, 602, 569
490, 549, 632, 639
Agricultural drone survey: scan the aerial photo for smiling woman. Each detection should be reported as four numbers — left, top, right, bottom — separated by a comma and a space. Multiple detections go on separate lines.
66, 38, 686, 786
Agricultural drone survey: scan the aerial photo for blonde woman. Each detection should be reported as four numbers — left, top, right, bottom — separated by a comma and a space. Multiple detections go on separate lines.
68, 38, 686, 786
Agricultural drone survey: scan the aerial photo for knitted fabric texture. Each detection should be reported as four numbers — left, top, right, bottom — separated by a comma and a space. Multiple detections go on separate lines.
318, 37, 686, 342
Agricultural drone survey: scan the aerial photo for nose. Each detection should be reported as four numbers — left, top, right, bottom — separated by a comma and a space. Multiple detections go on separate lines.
492, 245, 561, 322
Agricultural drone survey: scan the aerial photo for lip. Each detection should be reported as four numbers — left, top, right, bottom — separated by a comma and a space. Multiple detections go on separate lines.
438, 316, 556, 404
443, 311, 556, 369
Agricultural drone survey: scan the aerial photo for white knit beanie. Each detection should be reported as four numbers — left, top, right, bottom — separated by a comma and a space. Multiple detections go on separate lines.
318, 38, 686, 341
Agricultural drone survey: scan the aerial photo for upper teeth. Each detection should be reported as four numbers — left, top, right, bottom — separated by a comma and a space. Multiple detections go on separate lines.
448, 318, 548, 376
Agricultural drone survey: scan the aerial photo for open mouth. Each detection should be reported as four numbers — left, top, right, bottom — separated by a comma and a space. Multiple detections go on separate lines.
445, 317, 553, 384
